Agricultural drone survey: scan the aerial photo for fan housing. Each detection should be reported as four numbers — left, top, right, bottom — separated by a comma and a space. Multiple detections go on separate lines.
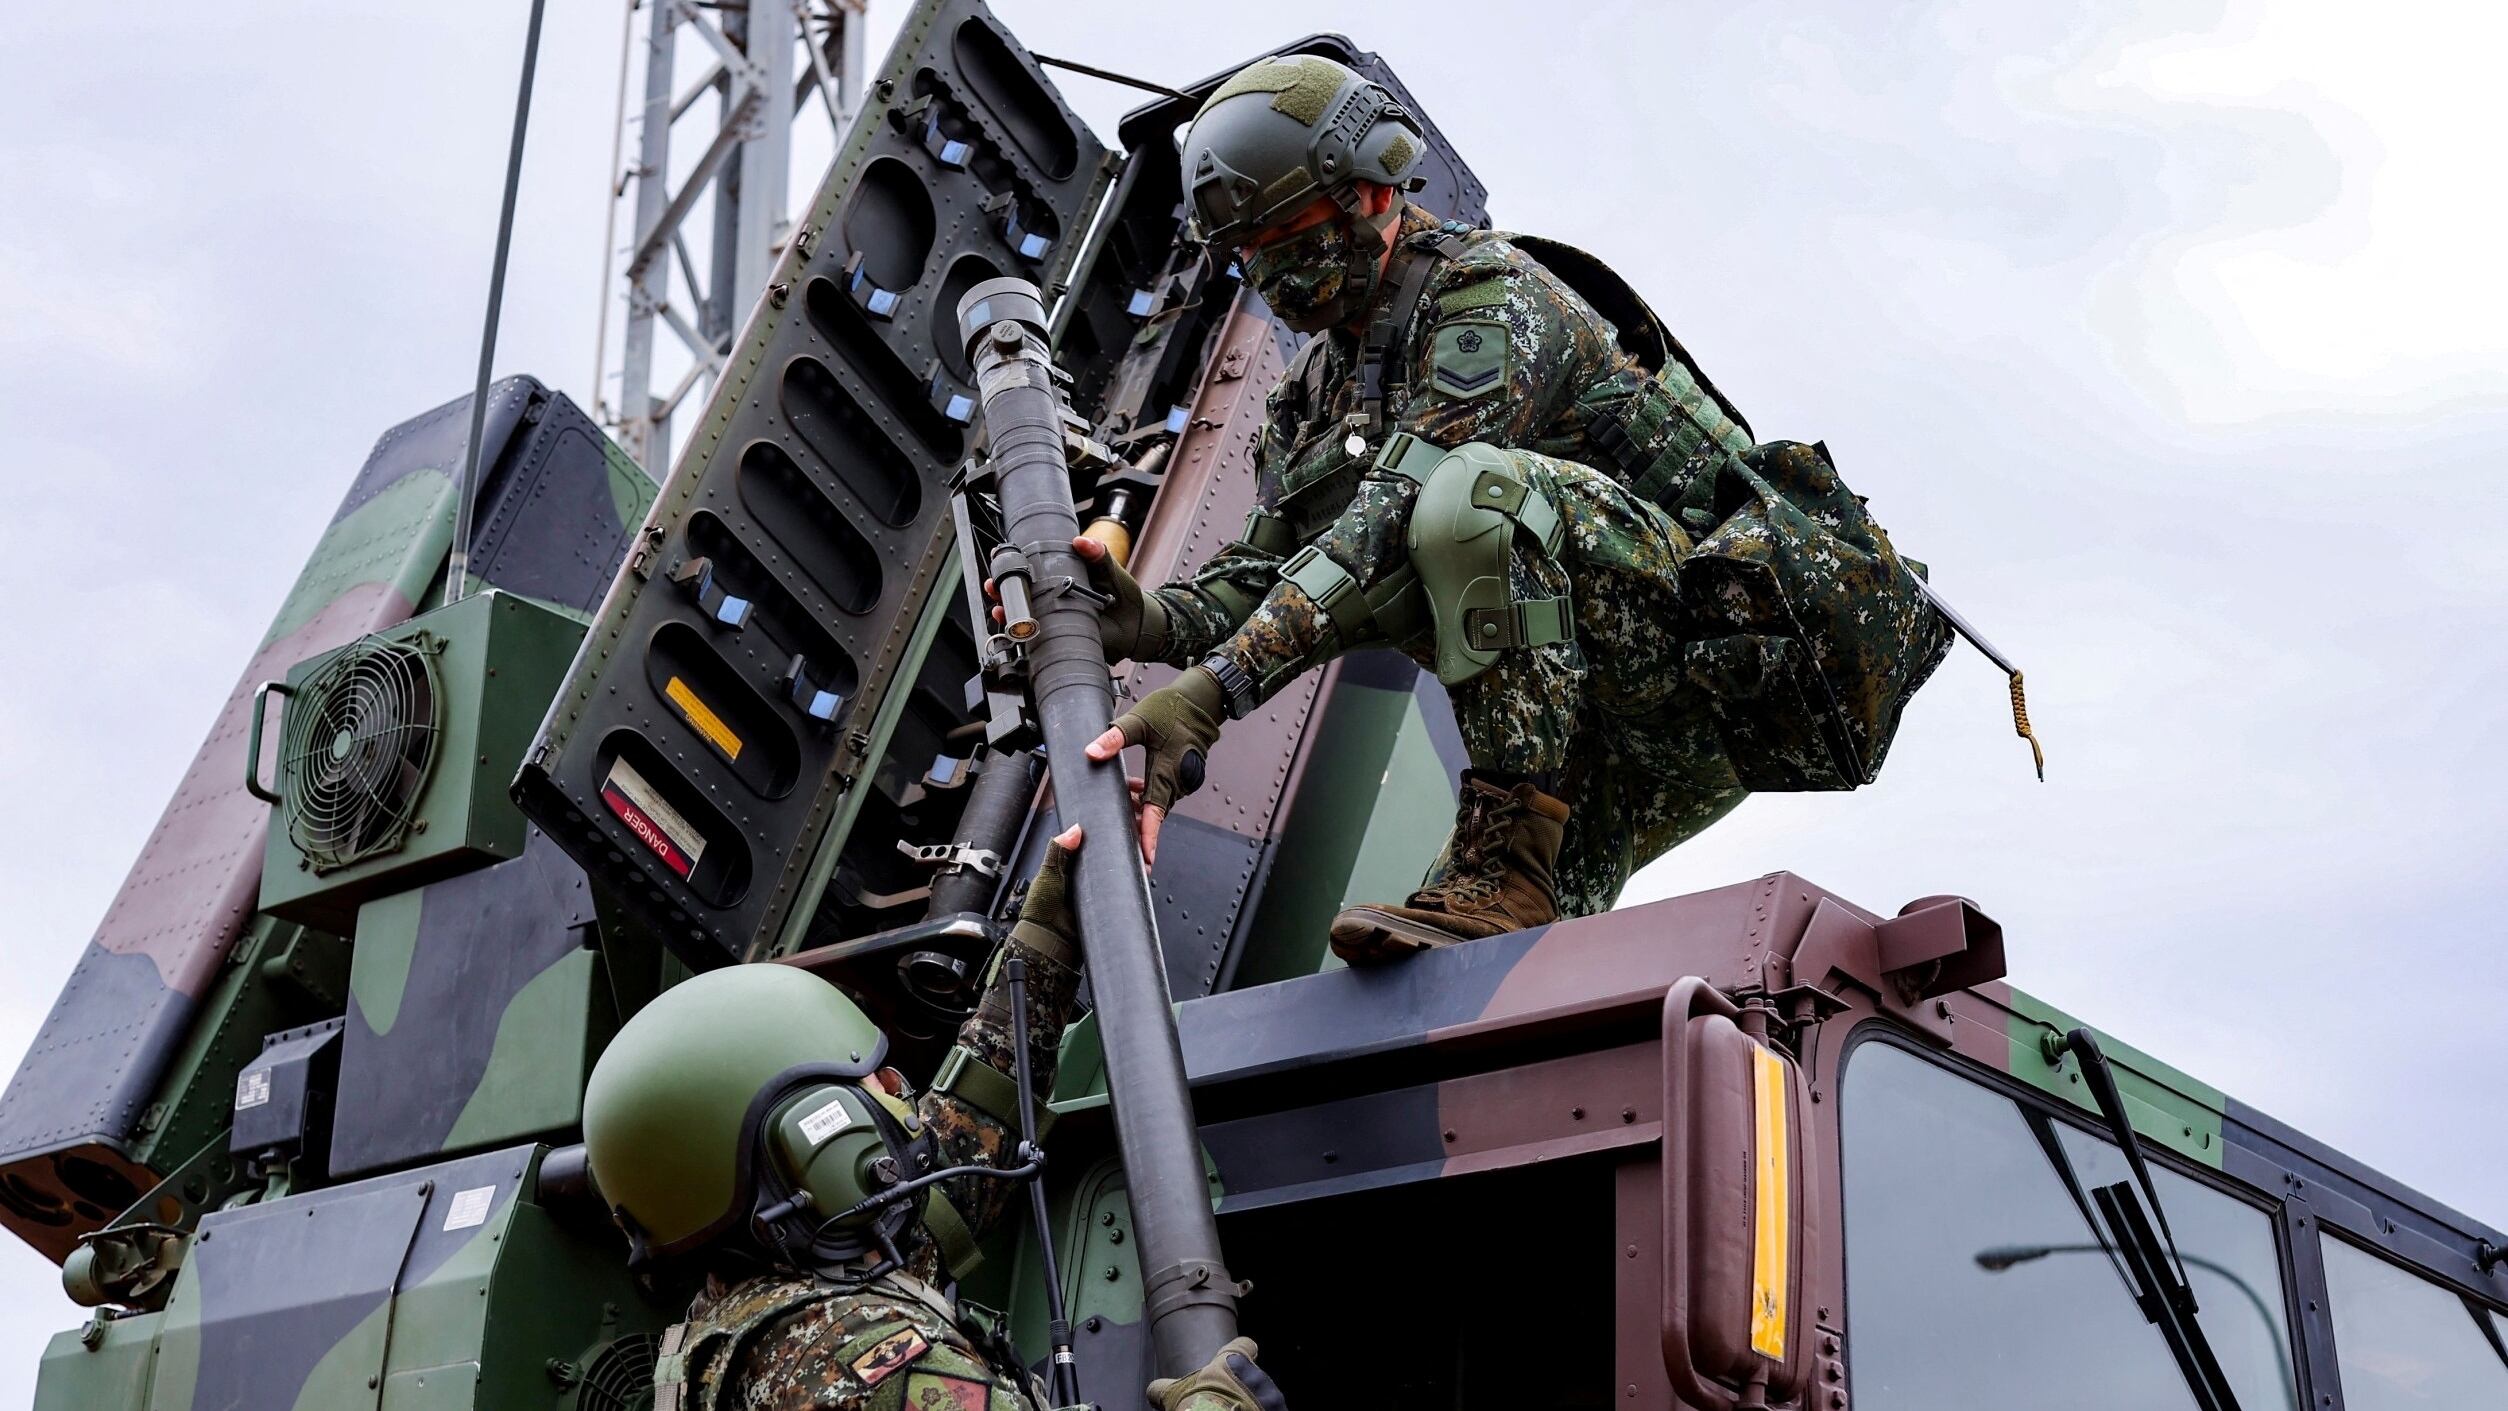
253, 590, 587, 931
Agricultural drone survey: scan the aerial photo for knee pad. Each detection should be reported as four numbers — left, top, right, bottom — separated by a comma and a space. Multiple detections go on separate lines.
1385, 435, 1574, 685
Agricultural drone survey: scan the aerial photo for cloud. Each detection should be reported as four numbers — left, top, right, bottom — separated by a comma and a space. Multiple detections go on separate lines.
2068, 0, 2508, 420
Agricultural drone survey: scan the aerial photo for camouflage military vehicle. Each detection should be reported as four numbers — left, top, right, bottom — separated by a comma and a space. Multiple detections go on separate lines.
12, 4, 2508, 1408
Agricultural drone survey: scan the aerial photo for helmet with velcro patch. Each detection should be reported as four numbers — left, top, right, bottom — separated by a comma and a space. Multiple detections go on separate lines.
1182, 54, 1427, 248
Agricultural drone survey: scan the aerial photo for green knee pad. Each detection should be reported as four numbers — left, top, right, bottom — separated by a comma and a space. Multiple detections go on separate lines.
1386, 434, 1574, 685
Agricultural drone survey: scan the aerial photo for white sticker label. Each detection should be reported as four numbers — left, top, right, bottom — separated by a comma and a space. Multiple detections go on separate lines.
235, 1069, 272, 1110
442, 1184, 497, 1232
797, 1095, 855, 1146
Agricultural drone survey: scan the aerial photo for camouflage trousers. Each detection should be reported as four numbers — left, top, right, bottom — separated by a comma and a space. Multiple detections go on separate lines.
1422, 453, 1749, 917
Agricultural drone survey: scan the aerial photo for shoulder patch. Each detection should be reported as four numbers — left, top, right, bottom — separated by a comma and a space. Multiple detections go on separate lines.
903, 1371, 993, 1411
1437, 276, 1509, 314
1429, 320, 1508, 400
850, 1327, 929, 1387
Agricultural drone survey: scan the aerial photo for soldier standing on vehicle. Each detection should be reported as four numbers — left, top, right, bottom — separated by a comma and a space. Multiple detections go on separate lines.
581, 828, 1287, 1411
1074, 54, 1950, 963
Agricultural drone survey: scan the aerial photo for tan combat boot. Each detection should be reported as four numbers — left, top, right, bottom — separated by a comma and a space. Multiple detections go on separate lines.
1329, 774, 1570, 965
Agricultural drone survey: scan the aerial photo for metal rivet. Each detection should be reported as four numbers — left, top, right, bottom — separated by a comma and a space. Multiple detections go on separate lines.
1621, 1107, 1637, 1123
1571, 1106, 1586, 1120
1103, 1266, 1120, 1281
1442, 1129, 1457, 1143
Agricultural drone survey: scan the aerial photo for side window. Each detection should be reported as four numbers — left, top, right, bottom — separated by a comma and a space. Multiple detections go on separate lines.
1842, 1041, 2297, 1410
2321, 1235, 2508, 1408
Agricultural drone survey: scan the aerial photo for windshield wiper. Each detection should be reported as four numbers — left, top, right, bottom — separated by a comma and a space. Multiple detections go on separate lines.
2060, 1027, 2245, 1411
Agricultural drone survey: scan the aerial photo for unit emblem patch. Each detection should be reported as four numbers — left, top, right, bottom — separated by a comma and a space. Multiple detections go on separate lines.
904, 1370, 992, 1411
850, 1328, 928, 1386
1430, 319, 1507, 400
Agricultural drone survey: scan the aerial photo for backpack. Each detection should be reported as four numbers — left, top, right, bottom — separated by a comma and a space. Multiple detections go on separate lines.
1511, 234, 1954, 790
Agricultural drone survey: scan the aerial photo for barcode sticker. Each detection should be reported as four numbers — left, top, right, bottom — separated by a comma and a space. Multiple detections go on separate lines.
797, 1095, 854, 1146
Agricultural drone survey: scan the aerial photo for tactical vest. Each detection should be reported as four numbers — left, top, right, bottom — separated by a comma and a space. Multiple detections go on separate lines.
1238, 220, 1950, 792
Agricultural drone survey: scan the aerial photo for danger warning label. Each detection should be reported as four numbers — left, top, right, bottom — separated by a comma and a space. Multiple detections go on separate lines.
600, 758, 707, 879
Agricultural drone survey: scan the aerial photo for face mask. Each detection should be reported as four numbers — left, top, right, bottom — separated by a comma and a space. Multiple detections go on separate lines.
1241, 206, 1392, 333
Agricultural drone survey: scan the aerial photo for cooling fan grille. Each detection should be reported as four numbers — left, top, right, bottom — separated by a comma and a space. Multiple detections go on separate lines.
278, 633, 442, 873
571, 1331, 661, 1411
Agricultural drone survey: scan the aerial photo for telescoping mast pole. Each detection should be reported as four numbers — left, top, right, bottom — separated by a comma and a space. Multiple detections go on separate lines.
953, 277, 1242, 1377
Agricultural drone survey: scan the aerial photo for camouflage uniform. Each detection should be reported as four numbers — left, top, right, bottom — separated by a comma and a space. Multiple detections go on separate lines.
654, 929, 1080, 1411
1150, 206, 1757, 914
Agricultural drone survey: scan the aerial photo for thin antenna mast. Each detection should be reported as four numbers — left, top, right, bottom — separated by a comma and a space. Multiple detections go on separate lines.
448, 0, 550, 607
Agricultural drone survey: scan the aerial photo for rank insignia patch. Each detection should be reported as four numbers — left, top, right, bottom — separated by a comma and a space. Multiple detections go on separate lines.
905, 1370, 992, 1411
850, 1328, 928, 1387
1430, 319, 1507, 400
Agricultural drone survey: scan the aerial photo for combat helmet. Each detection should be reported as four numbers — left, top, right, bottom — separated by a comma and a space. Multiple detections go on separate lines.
1180, 54, 1427, 249
581, 964, 954, 1277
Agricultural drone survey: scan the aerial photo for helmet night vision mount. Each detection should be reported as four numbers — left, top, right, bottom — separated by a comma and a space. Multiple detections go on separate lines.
1182, 54, 1429, 250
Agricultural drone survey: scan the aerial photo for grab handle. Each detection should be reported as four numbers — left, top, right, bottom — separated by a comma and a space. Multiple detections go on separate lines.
244, 681, 292, 805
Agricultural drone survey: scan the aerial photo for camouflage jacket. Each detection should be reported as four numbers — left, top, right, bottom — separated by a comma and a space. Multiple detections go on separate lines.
1148, 204, 1754, 702
658, 926, 1080, 1410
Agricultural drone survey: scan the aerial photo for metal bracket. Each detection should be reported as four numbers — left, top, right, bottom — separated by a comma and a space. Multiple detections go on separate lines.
895, 840, 1004, 879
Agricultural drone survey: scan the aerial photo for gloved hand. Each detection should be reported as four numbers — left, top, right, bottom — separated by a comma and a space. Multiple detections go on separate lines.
1009, 825, 1084, 962
1084, 666, 1224, 866
1073, 534, 1169, 664
985, 536, 1168, 665
1147, 1338, 1286, 1411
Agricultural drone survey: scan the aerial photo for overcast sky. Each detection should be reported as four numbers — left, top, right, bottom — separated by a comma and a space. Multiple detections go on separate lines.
3, 0, 2503, 1398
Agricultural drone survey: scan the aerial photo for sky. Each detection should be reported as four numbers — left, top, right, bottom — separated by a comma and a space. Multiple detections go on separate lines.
3, 0, 2504, 1398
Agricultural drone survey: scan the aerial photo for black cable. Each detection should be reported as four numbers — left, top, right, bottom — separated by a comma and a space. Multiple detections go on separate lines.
1010, 957, 1082, 1406
447, 0, 549, 607
1030, 50, 1191, 101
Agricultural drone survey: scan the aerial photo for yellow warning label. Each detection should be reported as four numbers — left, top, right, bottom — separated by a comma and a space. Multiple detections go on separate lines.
665, 676, 743, 761
1748, 1043, 1791, 1361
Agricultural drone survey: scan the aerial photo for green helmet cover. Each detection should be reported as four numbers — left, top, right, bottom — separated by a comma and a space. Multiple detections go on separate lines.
581, 964, 890, 1259
1181, 55, 1427, 248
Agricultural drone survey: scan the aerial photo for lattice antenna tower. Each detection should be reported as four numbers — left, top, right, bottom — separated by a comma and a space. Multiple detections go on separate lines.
592, 0, 869, 475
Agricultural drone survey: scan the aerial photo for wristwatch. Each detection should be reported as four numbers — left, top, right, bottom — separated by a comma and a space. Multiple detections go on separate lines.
1197, 653, 1261, 721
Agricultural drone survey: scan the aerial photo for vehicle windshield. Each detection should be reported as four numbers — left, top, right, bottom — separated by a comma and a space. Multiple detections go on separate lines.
1841, 1040, 2297, 1410
2320, 1233, 2508, 1407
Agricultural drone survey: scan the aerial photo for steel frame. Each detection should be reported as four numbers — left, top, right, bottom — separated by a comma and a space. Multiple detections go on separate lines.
594, 0, 867, 474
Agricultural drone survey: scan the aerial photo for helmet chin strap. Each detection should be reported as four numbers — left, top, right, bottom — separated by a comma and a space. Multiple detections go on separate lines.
1313, 194, 1403, 331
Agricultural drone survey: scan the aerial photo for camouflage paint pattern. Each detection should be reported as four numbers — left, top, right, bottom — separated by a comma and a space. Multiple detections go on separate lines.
0, 377, 651, 1264
1028, 872, 2508, 1407
37, 1144, 664, 1411
327, 826, 626, 1180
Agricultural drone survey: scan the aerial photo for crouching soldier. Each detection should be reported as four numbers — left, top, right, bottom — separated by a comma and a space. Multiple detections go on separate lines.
1082, 55, 1950, 964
